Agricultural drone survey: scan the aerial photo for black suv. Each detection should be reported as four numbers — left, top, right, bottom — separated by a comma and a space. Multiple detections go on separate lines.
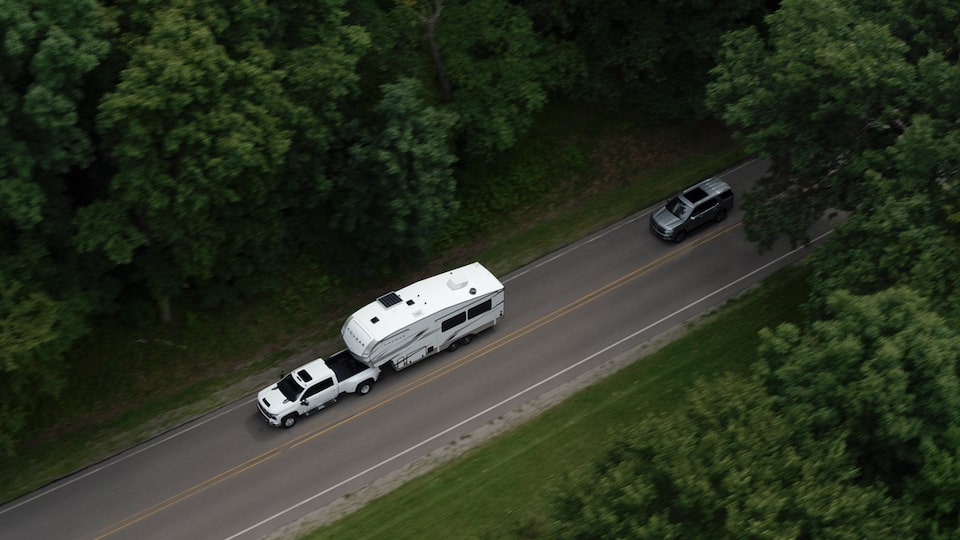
649, 177, 734, 242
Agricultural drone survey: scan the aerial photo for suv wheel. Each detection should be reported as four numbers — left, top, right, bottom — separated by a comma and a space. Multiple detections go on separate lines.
715, 209, 727, 222
674, 230, 687, 243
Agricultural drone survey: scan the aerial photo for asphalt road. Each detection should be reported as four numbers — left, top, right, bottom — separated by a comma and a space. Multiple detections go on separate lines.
0, 159, 838, 540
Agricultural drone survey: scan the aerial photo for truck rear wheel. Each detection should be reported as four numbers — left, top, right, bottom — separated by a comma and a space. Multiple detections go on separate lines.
281, 414, 298, 428
358, 380, 374, 395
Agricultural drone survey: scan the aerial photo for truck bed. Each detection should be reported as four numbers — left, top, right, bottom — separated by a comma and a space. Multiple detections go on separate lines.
326, 349, 373, 381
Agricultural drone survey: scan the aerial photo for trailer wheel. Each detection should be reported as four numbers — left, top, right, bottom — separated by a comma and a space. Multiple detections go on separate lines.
281, 414, 297, 429
357, 380, 374, 395
460, 335, 472, 346
447, 341, 458, 352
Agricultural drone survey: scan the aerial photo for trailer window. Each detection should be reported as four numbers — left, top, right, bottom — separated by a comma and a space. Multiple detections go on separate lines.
442, 312, 467, 332
468, 300, 492, 319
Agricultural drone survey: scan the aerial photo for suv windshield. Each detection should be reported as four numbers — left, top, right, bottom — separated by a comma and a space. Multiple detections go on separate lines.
277, 373, 303, 401
665, 196, 690, 218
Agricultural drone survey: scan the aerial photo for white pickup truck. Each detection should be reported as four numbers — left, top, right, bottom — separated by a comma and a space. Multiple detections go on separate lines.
256, 350, 379, 428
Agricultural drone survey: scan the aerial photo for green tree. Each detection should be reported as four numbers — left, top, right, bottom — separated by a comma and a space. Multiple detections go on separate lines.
707, 0, 918, 249
757, 287, 960, 497
78, 4, 292, 319
331, 78, 458, 268
0, 272, 89, 453
549, 375, 906, 538
0, 0, 112, 451
519, 0, 768, 118
434, 0, 552, 159
886, 113, 960, 232
804, 192, 960, 322
0, 0, 113, 295
268, 0, 370, 245
910, 426, 960, 539
400, 0, 452, 103
0, 0, 111, 231
347, 0, 555, 161
708, 0, 960, 250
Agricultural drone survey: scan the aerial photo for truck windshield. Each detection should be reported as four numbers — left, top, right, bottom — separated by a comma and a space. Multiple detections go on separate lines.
277, 374, 303, 401
666, 196, 690, 218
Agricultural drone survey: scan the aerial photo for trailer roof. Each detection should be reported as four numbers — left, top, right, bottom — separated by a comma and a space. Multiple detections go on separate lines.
345, 262, 503, 343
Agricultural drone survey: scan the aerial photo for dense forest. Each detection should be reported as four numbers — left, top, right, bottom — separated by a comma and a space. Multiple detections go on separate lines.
3, 0, 960, 535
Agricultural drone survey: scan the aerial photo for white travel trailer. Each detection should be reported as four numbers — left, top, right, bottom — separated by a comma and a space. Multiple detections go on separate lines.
342, 262, 505, 370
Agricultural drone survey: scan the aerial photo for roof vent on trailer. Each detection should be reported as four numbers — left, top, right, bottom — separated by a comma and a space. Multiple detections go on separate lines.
447, 277, 468, 290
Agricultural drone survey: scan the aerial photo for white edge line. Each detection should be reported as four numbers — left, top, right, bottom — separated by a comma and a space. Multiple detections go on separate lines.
226, 227, 830, 540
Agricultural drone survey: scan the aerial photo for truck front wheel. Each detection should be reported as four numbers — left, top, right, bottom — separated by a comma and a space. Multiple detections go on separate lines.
281, 414, 298, 428
358, 380, 374, 395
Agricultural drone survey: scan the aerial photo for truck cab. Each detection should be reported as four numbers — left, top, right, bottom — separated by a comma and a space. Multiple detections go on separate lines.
257, 359, 343, 428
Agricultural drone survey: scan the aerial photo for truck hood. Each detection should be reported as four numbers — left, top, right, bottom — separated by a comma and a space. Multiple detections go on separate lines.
257, 385, 294, 416
651, 207, 682, 232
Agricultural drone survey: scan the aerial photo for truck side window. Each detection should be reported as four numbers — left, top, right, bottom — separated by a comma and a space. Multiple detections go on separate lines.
304, 378, 334, 398
442, 312, 467, 331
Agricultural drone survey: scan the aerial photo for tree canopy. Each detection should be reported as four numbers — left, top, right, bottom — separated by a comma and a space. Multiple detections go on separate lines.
331, 77, 459, 267
758, 288, 960, 494
549, 374, 907, 538
79, 4, 293, 316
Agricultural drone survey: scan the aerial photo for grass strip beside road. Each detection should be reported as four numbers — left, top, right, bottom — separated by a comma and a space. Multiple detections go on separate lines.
301, 267, 809, 540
